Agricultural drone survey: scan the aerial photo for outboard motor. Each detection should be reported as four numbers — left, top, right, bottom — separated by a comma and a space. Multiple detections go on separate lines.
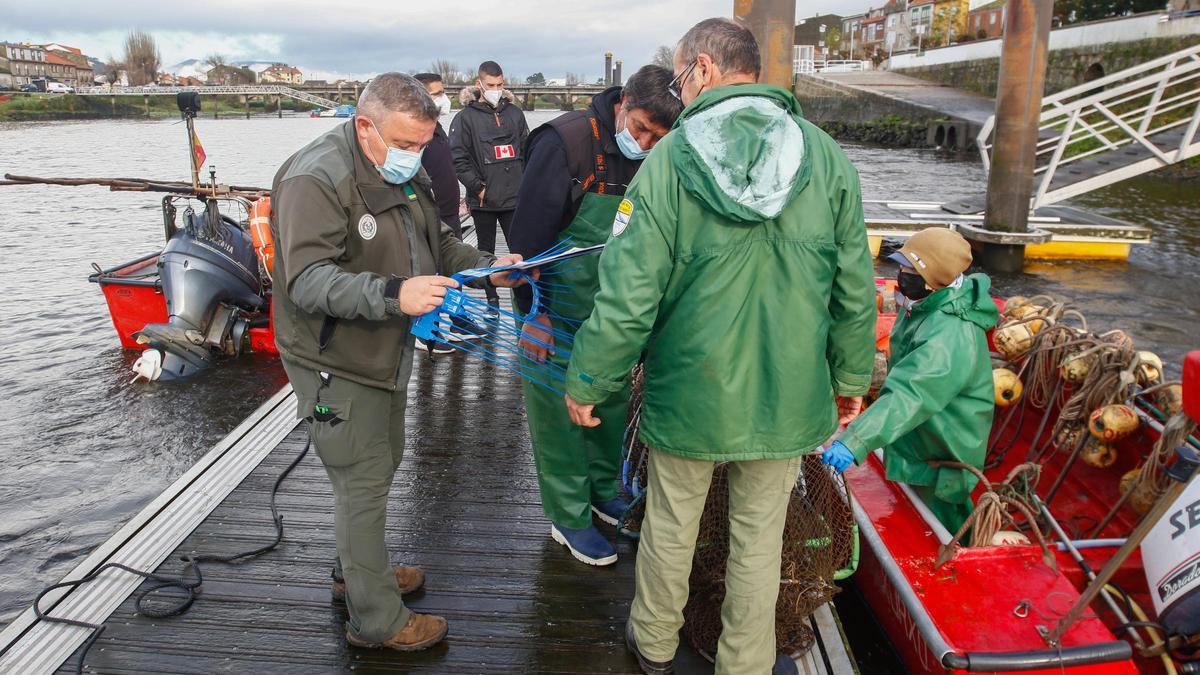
133, 200, 264, 380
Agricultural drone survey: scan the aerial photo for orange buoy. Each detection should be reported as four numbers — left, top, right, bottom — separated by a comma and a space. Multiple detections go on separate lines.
1081, 441, 1119, 469
1088, 404, 1140, 442
249, 195, 274, 281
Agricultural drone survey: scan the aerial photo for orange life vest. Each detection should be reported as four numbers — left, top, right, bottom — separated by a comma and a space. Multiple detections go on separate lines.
249, 195, 274, 281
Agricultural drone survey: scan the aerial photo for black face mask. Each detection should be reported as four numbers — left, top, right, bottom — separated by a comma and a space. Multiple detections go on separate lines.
897, 270, 932, 301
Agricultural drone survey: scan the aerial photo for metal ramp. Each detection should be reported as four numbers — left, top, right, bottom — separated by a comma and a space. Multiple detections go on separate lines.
974, 43, 1200, 211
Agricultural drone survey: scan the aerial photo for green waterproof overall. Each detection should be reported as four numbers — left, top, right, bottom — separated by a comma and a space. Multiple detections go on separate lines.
523, 186, 631, 529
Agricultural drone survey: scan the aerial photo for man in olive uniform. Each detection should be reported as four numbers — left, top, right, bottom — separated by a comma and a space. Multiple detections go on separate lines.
822, 228, 998, 532
270, 73, 525, 652
564, 19, 876, 675
509, 65, 681, 566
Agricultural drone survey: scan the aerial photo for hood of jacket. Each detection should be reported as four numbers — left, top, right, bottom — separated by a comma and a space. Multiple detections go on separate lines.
459, 86, 515, 108
912, 272, 999, 331
670, 83, 811, 223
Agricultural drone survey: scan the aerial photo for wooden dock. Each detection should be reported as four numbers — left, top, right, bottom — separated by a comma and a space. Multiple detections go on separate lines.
0, 303, 859, 673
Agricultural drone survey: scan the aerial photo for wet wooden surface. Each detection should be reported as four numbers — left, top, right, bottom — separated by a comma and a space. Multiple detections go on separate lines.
63, 351, 658, 673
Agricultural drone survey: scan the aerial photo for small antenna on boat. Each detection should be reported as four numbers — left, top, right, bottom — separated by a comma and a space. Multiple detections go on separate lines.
177, 92, 202, 190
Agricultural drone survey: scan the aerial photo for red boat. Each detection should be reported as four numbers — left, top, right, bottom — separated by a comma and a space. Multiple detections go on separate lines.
847, 288, 1199, 674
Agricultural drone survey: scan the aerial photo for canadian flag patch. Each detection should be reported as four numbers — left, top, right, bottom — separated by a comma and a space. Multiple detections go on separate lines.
494, 144, 515, 160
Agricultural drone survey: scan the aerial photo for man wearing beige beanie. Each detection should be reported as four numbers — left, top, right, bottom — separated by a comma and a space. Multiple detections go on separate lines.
821, 228, 1000, 532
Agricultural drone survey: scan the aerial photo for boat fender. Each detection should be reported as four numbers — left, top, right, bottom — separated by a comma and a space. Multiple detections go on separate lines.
130, 349, 163, 382
1120, 468, 1157, 515
1060, 351, 1096, 383
1088, 404, 1140, 442
249, 196, 274, 282
994, 321, 1042, 361
1155, 383, 1184, 417
990, 530, 1030, 546
1135, 351, 1163, 385
993, 368, 1023, 407
1080, 440, 1119, 469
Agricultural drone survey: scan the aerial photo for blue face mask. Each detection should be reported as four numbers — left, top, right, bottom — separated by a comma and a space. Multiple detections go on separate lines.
369, 120, 424, 185
615, 110, 648, 160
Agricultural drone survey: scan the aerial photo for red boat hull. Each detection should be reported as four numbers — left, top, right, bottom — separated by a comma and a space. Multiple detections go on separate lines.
91, 252, 277, 355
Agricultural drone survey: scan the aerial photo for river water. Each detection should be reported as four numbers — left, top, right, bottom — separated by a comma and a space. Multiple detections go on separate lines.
0, 112, 1196, 634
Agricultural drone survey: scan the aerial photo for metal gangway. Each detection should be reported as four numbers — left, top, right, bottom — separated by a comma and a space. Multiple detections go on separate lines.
75, 85, 340, 110
977, 43, 1200, 209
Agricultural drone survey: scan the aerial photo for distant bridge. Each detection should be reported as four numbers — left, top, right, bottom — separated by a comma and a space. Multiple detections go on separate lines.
75, 83, 610, 113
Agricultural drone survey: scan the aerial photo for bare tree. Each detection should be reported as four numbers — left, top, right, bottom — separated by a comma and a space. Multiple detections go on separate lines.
651, 45, 674, 69
205, 53, 228, 69
430, 58, 465, 84
564, 72, 582, 86
123, 30, 160, 86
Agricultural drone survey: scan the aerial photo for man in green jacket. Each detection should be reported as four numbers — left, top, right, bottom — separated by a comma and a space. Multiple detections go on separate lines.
563, 18, 876, 675
271, 73, 524, 653
822, 228, 999, 533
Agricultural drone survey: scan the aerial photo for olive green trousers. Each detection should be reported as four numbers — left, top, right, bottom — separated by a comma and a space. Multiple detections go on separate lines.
284, 358, 412, 643
629, 449, 803, 675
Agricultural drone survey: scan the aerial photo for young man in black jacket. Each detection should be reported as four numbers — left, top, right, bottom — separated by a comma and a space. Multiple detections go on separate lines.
449, 60, 529, 306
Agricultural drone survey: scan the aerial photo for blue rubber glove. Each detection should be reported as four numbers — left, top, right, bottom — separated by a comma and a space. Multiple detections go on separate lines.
821, 440, 856, 473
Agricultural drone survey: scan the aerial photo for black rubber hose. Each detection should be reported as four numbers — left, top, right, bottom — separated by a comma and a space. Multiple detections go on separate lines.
32, 428, 312, 674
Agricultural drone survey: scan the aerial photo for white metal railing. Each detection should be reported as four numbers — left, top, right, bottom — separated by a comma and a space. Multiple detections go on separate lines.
75, 84, 341, 109
977, 43, 1200, 208
794, 59, 872, 75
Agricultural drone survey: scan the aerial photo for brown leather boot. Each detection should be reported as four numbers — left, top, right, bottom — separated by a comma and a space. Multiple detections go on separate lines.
345, 611, 449, 652
331, 565, 425, 601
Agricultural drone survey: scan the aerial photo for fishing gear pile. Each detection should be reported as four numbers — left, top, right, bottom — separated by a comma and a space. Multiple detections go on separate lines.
619, 370, 857, 658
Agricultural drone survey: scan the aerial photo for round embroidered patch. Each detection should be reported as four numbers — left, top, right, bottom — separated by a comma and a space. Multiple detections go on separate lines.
358, 214, 378, 240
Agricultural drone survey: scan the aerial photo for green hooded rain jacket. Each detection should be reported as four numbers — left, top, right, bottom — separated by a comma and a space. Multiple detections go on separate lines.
565, 84, 876, 462
840, 273, 1000, 511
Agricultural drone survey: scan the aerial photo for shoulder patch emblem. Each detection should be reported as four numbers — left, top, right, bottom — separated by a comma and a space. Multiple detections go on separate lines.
612, 199, 634, 237
358, 214, 378, 241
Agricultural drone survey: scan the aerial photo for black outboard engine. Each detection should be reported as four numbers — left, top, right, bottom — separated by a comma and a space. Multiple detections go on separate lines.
133, 200, 264, 380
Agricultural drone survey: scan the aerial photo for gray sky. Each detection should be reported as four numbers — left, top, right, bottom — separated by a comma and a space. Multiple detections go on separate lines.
0, 0, 872, 81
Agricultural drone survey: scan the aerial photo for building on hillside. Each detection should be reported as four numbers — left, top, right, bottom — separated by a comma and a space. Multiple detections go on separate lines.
257, 63, 302, 85
968, 0, 1006, 39
794, 13, 843, 59
841, 13, 866, 58
43, 50, 82, 86
206, 64, 255, 86
0, 50, 12, 89
930, 0, 971, 46
2, 43, 48, 86
40, 45, 94, 87
908, 0, 934, 49
861, 6, 889, 60
884, 0, 914, 53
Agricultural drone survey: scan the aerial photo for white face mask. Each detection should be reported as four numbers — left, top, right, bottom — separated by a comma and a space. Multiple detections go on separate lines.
434, 94, 451, 116
482, 89, 502, 106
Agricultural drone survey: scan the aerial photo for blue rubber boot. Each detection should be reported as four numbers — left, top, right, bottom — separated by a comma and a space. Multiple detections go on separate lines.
773, 652, 799, 675
550, 523, 617, 566
591, 496, 634, 534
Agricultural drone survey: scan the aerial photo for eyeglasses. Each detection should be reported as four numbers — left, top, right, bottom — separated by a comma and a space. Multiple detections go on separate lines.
668, 60, 698, 100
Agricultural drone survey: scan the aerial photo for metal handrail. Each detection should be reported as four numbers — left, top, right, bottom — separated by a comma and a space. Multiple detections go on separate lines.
976, 43, 1200, 208
75, 84, 341, 109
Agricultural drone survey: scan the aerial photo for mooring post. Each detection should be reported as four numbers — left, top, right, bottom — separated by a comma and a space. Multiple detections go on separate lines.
734, 0, 796, 90
143, 94, 150, 117
277, 95, 283, 118
110, 95, 115, 115
979, 0, 1053, 273
243, 94, 249, 119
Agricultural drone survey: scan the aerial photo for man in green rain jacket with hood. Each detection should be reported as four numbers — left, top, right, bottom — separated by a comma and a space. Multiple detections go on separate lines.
822, 228, 1000, 533
563, 18, 876, 675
